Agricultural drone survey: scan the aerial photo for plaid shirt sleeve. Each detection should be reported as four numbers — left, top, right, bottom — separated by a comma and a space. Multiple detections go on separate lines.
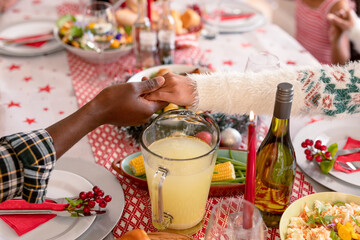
0, 129, 56, 203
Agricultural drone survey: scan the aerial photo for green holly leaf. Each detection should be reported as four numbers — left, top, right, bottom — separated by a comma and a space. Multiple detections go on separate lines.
66, 197, 82, 207
327, 143, 338, 158
330, 229, 341, 240
320, 158, 335, 174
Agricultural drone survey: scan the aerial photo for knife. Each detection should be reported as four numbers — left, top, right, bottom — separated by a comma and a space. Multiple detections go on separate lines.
0, 209, 106, 217
0, 32, 54, 45
336, 147, 360, 157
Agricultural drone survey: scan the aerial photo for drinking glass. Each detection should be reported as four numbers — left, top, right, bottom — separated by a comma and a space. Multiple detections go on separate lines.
244, 51, 280, 73
205, 198, 266, 240
201, 0, 221, 40
82, 1, 116, 84
140, 109, 220, 235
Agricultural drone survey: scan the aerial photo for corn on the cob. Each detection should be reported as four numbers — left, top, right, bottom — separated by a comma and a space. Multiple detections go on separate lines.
129, 155, 145, 176
212, 161, 236, 182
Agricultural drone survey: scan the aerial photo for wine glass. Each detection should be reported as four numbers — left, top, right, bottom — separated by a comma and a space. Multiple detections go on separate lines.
82, 1, 116, 85
205, 198, 266, 240
244, 51, 280, 73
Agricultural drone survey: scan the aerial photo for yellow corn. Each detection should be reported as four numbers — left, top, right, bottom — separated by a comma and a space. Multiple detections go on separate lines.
212, 161, 236, 182
164, 103, 179, 112
129, 155, 145, 176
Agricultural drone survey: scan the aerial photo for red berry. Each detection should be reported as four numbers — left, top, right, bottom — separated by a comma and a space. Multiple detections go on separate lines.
88, 200, 96, 208
305, 139, 313, 146
86, 191, 94, 199
95, 196, 103, 203
320, 145, 327, 151
315, 140, 322, 149
99, 201, 107, 208
301, 142, 307, 148
325, 151, 331, 158
304, 149, 311, 155
79, 191, 86, 200
92, 186, 100, 193
76, 203, 82, 208
104, 195, 112, 203
83, 206, 91, 213
306, 155, 313, 161
315, 155, 322, 162
96, 190, 104, 197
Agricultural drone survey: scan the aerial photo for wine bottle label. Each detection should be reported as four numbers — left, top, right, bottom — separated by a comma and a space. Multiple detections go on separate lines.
158, 30, 175, 46
139, 31, 157, 47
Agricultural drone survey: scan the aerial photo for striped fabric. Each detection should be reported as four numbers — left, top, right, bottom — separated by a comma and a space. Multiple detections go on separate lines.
0, 130, 56, 203
295, 0, 340, 64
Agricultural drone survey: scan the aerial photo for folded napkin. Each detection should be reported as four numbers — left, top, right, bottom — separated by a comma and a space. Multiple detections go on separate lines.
0, 199, 67, 236
334, 137, 360, 173
24, 40, 48, 48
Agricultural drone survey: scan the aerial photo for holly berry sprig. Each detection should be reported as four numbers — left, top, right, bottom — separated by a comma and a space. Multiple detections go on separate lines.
65, 185, 112, 217
301, 139, 338, 174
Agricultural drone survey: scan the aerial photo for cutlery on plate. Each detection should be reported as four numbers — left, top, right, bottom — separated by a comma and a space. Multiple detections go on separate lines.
0, 209, 106, 217
335, 147, 360, 171
0, 32, 54, 45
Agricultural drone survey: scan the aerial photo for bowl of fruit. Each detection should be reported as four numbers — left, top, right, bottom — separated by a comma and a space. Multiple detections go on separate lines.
54, 14, 133, 64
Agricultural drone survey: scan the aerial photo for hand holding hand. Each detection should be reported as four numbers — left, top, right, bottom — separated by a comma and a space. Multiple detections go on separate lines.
145, 72, 197, 107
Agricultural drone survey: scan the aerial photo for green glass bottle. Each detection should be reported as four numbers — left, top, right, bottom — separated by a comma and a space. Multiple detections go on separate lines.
254, 82, 296, 228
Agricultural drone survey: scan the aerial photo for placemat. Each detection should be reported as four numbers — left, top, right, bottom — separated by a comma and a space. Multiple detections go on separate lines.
58, 3, 315, 240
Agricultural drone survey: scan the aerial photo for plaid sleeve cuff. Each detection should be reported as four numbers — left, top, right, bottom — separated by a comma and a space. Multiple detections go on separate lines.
5, 129, 56, 203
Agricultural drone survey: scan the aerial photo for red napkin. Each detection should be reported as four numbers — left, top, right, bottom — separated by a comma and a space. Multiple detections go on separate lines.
0, 199, 67, 236
24, 40, 48, 48
334, 137, 360, 173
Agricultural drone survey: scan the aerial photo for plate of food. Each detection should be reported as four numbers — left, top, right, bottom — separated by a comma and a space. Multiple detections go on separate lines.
54, 14, 132, 63
279, 192, 360, 240
293, 118, 360, 194
112, 148, 246, 197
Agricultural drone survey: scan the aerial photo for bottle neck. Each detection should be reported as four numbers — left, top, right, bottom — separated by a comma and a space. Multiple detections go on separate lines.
271, 98, 292, 137
137, 0, 148, 20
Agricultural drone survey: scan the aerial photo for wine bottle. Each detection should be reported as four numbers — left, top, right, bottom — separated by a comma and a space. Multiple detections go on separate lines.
157, 0, 175, 65
254, 82, 296, 228
133, 0, 156, 68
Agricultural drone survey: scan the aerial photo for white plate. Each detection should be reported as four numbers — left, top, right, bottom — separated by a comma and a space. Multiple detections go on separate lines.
54, 158, 125, 240
293, 118, 360, 193
127, 64, 210, 82
0, 20, 63, 57
0, 170, 96, 240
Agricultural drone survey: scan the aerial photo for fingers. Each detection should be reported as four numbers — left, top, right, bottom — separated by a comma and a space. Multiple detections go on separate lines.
327, 13, 348, 29
145, 91, 173, 102
138, 77, 165, 94
141, 76, 149, 82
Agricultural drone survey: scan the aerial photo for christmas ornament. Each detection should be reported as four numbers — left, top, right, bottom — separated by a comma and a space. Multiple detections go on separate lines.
220, 127, 242, 149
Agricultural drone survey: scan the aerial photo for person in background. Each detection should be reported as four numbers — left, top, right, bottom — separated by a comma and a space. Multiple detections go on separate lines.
327, 8, 360, 53
0, 0, 19, 12
0, 78, 167, 203
295, 0, 350, 65
145, 62, 360, 117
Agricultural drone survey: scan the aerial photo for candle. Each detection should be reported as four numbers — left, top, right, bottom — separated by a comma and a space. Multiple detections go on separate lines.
245, 111, 256, 204
244, 111, 256, 229
147, 0, 152, 23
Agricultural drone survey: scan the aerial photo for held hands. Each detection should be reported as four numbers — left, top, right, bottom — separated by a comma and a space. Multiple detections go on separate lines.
145, 72, 197, 107
90, 77, 168, 127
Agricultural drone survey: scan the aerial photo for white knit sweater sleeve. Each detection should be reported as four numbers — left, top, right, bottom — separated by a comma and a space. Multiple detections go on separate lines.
187, 62, 360, 117
347, 16, 360, 54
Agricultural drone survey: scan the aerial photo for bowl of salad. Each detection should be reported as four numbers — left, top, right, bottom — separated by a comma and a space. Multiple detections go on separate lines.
279, 192, 360, 240
54, 14, 133, 64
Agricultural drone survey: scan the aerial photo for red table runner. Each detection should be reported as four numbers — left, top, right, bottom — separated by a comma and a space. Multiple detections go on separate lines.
58, 3, 315, 239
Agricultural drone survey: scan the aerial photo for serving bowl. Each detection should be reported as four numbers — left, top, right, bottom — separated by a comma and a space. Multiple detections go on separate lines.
279, 192, 360, 240
112, 148, 246, 197
53, 26, 132, 64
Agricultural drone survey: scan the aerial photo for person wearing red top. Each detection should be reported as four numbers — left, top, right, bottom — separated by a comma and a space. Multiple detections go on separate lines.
295, 0, 350, 65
